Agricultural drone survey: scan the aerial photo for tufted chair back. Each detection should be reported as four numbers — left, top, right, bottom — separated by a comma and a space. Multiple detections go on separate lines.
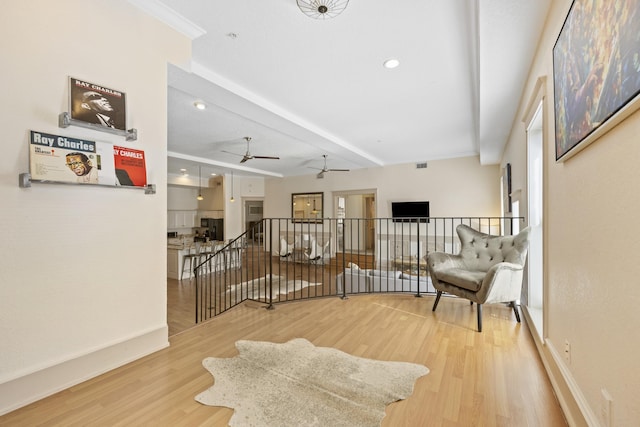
456, 224, 530, 272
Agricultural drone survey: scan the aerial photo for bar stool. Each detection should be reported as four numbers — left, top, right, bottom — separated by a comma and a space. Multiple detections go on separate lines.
180, 241, 204, 281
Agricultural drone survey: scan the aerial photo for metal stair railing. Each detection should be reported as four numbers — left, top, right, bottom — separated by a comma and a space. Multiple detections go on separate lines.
194, 216, 524, 323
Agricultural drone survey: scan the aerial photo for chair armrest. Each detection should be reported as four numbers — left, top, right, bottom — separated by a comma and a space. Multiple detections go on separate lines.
484, 261, 524, 282
478, 262, 525, 303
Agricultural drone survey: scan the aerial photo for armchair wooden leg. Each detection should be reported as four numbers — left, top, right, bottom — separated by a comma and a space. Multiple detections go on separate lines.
511, 301, 521, 323
477, 303, 483, 332
432, 291, 442, 311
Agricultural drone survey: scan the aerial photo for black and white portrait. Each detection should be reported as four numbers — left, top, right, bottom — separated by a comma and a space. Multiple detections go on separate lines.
70, 77, 126, 131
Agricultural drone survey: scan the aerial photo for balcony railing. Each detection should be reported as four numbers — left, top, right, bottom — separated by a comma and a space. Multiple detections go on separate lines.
194, 216, 524, 323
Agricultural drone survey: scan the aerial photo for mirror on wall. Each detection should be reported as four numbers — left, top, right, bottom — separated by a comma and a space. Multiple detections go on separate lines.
291, 192, 323, 223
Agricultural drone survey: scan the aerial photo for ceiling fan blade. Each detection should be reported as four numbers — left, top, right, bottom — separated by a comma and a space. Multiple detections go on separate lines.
252, 155, 280, 160
328, 168, 350, 172
240, 156, 250, 163
222, 150, 243, 157
317, 171, 325, 179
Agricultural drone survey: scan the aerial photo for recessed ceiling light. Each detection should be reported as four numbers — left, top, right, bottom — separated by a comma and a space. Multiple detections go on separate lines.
194, 101, 206, 110
383, 58, 400, 69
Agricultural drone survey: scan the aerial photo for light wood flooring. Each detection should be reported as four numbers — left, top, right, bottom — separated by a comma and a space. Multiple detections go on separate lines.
167, 277, 197, 336
0, 292, 567, 426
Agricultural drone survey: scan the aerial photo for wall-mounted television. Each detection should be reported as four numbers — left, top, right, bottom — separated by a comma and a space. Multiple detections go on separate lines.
391, 201, 430, 222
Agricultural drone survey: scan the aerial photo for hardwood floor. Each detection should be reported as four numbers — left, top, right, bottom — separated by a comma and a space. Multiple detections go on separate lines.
0, 293, 567, 426
167, 277, 197, 336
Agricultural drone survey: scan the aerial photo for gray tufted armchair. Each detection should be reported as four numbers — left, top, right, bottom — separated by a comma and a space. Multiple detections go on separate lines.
428, 224, 531, 332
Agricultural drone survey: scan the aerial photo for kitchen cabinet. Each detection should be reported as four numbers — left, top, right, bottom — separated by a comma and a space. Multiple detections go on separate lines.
168, 210, 197, 230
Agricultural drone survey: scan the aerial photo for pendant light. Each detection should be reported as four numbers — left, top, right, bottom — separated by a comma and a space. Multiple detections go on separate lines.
230, 170, 235, 202
196, 166, 204, 201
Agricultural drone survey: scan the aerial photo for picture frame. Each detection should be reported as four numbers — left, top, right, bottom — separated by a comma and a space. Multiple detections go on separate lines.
291, 192, 323, 223
69, 77, 127, 131
553, 0, 640, 161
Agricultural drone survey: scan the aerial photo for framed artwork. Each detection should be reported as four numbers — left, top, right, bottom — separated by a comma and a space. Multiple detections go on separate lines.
291, 192, 323, 223
69, 77, 127, 131
553, 0, 640, 161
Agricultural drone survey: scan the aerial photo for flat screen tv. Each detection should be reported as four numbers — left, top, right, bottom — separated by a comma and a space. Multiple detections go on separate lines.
391, 201, 430, 222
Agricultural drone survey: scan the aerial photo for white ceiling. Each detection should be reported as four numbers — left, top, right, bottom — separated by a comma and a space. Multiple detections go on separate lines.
130, 0, 551, 178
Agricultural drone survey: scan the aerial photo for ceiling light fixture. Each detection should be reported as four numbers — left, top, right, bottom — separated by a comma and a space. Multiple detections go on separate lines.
194, 101, 206, 110
196, 166, 204, 201
296, 0, 349, 19
383, 58, 400, 69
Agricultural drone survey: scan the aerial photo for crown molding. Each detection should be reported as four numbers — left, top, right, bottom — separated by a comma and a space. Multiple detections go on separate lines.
128, 0, 206, 40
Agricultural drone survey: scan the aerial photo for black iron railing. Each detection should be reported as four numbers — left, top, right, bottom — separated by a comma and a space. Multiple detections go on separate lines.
194, 216, 524, 323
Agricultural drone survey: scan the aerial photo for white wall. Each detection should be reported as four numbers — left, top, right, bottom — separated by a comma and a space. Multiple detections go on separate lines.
0, 0, 190, 414
225, 174, 265, 240
265, 156, 500, 219
167, 186, 199, 210
502, 1, 640, 425
264, 156, 500, 254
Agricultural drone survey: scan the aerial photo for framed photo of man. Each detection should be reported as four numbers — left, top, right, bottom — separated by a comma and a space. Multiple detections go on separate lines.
69, 77, 127, 131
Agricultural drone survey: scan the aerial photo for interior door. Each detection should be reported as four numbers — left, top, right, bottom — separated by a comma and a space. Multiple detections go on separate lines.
244, 200, 264, 243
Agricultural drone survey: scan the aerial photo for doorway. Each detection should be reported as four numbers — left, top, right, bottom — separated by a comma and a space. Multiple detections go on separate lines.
244, 199, 264, 244
333, 191, 376, 253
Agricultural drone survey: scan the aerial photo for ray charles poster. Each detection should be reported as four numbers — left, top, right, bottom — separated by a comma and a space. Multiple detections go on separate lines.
70, 77, 126, 131
29, 130, 117, 185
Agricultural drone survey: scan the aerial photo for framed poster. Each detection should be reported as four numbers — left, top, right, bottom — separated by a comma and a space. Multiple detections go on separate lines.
29, 130, 115, 185
69, 77, 126, 131
553, 0, 640, 161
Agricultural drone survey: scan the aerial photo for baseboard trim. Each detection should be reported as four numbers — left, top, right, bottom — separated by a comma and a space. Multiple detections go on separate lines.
522, 307, 597, 427
0, 325, 169, 416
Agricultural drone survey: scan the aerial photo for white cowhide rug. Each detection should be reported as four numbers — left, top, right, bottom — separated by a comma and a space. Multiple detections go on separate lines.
195, 338, 429, 427
225, 274, 319, 301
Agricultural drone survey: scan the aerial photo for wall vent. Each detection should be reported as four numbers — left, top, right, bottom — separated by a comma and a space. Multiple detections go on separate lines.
416, 162, 428, 169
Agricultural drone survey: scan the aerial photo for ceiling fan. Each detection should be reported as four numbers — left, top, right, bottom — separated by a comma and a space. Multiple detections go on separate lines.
313, 154, 350, 179
224, 136, 280, 164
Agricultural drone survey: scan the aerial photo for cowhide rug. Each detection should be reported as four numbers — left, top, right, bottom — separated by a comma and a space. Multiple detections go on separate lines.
195, 338, 429, 427
225, 274, 319, 301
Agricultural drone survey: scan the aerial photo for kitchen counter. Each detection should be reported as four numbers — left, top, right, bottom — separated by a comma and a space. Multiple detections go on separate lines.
167, 240, 227, 280
167, 244, 189, 250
